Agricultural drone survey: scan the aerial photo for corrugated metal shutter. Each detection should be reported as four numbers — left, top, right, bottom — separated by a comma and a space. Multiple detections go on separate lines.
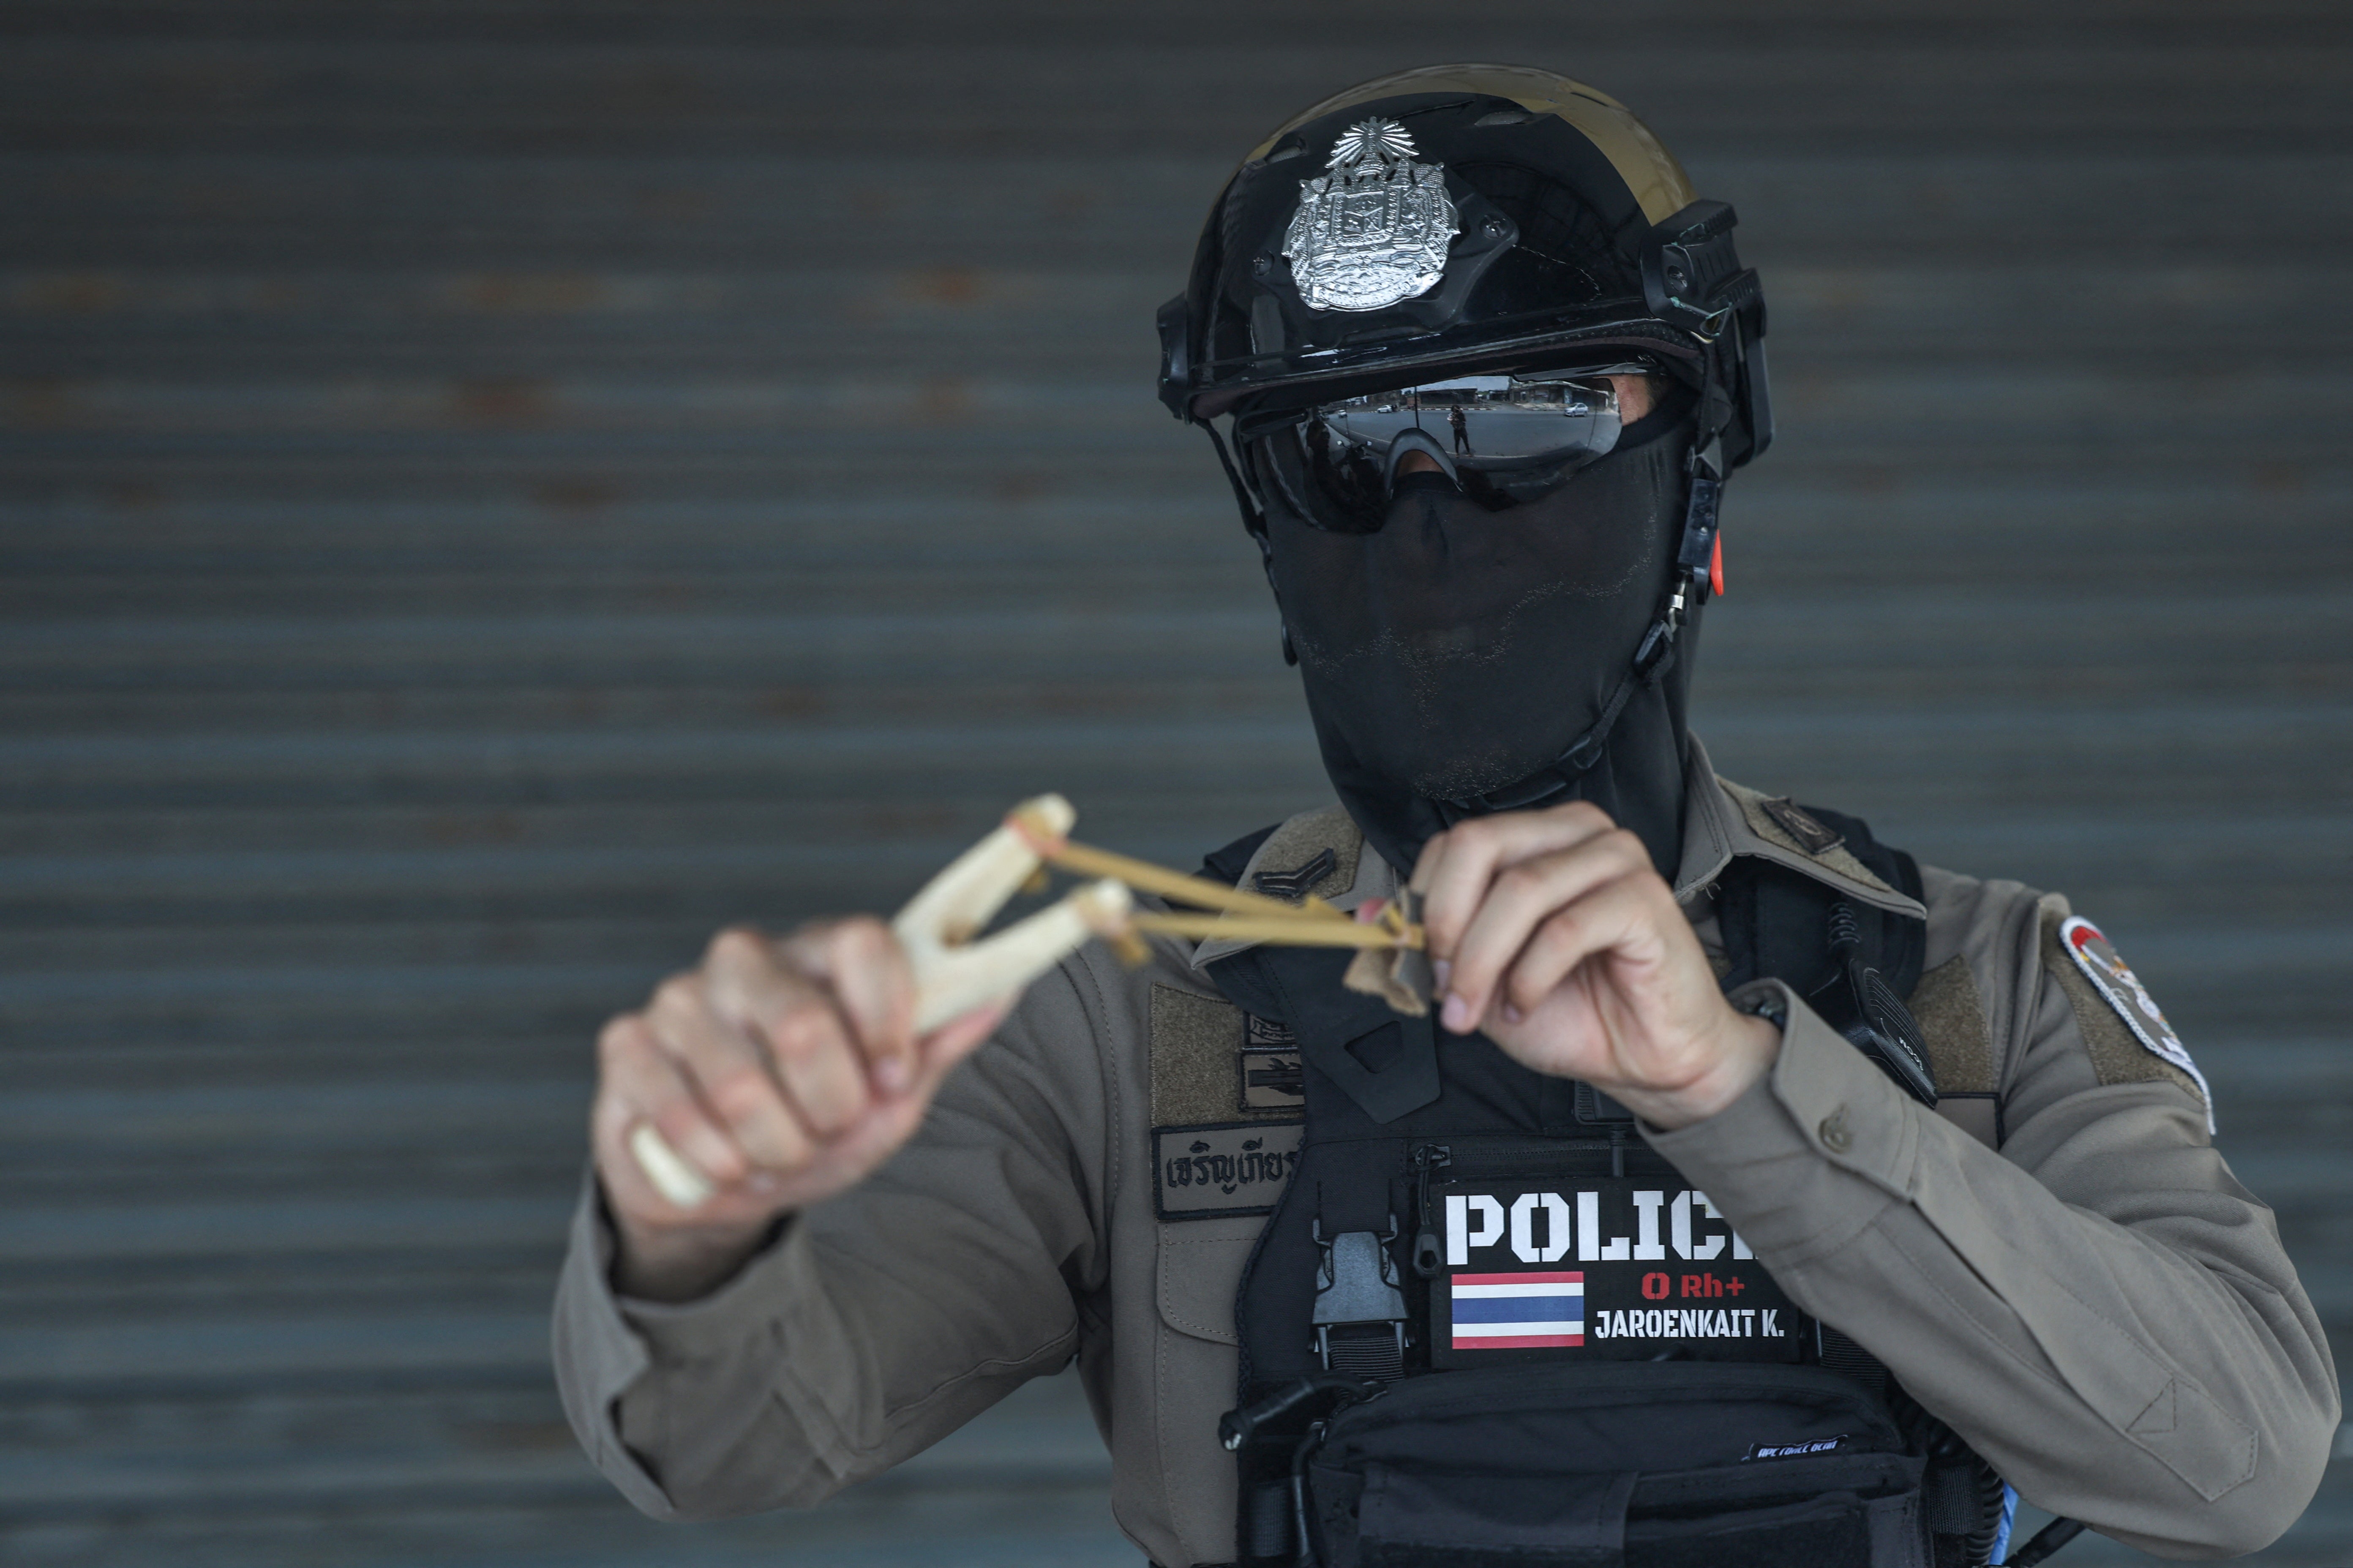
3, 5, 2346, 1563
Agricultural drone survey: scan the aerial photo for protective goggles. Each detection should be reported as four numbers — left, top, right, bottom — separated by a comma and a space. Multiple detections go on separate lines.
1239, 367, 1648, 532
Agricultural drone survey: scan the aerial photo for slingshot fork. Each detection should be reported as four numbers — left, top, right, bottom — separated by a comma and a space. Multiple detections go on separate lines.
627, 794, 1431, 1208
628, 795, 1129, 1208
892, 794, 1134, 1034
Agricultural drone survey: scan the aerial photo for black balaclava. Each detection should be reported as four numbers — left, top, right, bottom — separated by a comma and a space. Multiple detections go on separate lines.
1261, 399, 1701, 881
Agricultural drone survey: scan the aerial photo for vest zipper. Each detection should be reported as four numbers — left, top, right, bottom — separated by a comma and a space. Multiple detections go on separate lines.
1408, 1135, 1642, 1173
1408, 1144, 1451, 1277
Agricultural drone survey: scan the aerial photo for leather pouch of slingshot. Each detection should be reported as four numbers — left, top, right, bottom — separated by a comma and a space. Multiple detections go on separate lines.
1210, 812, 2004, 1568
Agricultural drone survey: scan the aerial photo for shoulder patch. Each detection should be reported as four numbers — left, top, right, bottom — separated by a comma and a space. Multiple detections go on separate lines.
1191, 804, 1375, 968
1243, 804, 1361, 905
2043, 914, 2215, 1134
1759, 797, 1844, 856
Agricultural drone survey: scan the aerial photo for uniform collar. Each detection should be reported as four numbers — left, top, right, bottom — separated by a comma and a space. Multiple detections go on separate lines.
1189, 732, 1920, 972
1676, 734, 1925, 919
1188, 804, 1396, 971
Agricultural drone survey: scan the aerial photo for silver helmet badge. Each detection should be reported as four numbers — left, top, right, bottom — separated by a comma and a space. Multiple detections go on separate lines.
1282, 118, 1461, 313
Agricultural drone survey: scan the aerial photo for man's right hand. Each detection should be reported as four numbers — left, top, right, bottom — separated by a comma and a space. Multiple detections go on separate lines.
592, 916, 1009, 1302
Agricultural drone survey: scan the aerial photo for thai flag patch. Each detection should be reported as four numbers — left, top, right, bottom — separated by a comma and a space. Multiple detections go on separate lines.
1449, 1271, 1584, 1348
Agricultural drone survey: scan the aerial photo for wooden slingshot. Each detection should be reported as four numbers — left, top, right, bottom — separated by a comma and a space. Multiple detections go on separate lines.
628, 795, 1429, 1208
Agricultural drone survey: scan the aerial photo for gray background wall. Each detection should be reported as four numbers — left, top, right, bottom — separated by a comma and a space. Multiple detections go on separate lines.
2, 3, 2347, 1564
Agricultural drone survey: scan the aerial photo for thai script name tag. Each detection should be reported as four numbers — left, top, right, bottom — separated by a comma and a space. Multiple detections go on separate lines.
1154, 1121, 1303, 1221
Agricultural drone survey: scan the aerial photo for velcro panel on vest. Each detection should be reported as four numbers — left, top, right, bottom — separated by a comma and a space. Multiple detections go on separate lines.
1908, 956, 2001, 1149
1152, 984, 1239, 1127
1153, 984, 1296, 1127
1151, 984, 1305, 1225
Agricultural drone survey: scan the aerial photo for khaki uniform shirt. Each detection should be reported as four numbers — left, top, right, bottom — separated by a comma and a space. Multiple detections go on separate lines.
553, 743, 2338, 1564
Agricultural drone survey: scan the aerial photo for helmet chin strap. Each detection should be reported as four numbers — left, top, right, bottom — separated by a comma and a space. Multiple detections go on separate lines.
1431, 572, 1688, 819
1436, 350, 1734, 820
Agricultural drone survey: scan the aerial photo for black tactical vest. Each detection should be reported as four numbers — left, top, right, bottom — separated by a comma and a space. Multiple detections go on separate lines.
1199, 806, 2003, 1568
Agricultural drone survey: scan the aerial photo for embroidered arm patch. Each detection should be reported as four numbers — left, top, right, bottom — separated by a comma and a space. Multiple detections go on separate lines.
2058, 915, 2215, 1135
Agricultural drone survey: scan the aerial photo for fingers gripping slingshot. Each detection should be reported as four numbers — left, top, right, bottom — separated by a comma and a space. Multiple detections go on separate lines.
628, 795, 1430, 1208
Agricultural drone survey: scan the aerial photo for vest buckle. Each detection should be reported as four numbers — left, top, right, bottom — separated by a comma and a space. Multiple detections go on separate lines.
1312, 1217, 1408, 1380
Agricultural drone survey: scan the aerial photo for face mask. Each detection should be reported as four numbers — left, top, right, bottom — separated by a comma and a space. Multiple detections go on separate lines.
1253, 401, 1698, 875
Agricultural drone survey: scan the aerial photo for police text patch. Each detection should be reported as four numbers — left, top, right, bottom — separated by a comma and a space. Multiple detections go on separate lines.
1430, 1177, 1803, 1366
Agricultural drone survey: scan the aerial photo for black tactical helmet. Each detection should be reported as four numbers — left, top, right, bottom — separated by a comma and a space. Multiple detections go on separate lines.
1161, 67, 1778, 875
1159, 63, 1770, 539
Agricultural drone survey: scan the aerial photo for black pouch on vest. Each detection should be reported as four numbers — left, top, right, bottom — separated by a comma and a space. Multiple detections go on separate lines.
1301, 1363, 1928, 1568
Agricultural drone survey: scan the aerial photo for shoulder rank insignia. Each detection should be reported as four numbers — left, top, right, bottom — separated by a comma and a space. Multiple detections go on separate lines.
2060, 915, 2215, 1132
1759, 796, 1844, 857
1283, 118, 1459, 313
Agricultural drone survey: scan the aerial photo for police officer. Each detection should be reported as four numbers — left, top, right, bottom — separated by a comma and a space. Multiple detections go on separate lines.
555, 67, 2337, 1567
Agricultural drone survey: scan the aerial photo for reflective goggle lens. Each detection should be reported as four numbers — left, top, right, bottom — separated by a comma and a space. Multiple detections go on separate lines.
1313, 375, 1622, 468
1243, 370, 1641, 532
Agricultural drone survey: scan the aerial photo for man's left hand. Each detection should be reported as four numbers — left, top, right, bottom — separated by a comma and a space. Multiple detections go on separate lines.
1412, 800, 1780, 1130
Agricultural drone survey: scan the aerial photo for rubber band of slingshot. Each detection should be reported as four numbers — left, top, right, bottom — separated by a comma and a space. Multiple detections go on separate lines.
1003, 800, 1422, 951
1004, 800, 1071, 859
1013, 833, 1340, 927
